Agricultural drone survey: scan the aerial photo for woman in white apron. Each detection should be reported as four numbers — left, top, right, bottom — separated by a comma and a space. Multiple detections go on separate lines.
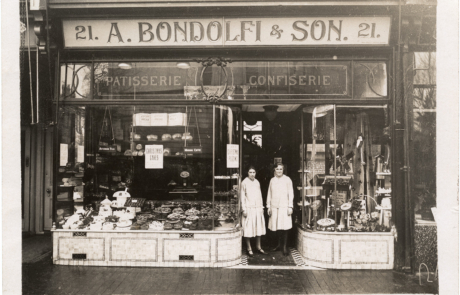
267, 163, 294, 256
241, 166, 268, 257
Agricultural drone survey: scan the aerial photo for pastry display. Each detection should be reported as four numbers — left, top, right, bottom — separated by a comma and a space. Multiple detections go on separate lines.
149, 221, 164, 230
185, 208, 200, 216
161, 207, 172, 214
172, 133, 182, 140
164, 148, 171, 156
186, 215, 199, 221
182, 132, 193, 140
173, 221, 184, 229
317, 218, 335, 227
161, 134, 171, 141
172, 208, 184, 214
167, 213, 182, 220
136, 144, 143, 150
147, 134, 158, 141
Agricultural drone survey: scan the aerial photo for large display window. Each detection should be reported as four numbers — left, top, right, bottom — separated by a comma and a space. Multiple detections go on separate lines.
297, 104, 392, 232
55, 104, 242, 232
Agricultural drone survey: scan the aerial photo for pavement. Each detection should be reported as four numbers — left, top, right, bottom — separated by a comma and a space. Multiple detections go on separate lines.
22, 234, 439, 294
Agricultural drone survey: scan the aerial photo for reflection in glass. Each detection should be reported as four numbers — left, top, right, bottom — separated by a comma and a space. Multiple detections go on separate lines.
59, 63, 92, 100
353, 62, 387, 98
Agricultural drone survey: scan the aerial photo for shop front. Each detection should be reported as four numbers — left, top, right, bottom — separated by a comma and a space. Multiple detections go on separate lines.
51, 13, 397, 268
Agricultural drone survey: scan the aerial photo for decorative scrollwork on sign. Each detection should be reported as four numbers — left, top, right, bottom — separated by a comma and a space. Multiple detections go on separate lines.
195, 57, 232, 103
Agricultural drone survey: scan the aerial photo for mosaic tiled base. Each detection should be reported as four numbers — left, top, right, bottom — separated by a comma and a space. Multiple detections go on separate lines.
52, 229, 242, 267
414, 223, 437, 272
296, 227, 394, 269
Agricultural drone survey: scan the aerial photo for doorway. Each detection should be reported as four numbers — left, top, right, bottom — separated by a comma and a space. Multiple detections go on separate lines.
240, 104, 302, 266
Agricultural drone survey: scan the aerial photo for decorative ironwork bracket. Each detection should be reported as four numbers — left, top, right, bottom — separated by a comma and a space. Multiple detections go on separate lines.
195, 57, 232, 103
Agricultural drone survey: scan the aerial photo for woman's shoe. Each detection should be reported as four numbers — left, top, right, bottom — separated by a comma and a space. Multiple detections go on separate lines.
256, 248, 269, 255
247, 249, 254, 257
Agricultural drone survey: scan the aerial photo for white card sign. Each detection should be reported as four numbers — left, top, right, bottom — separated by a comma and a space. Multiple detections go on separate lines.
227, 144, 239, 168
60, 143, 68, 166
77, 145, 85, 163
145, 145, 163, 169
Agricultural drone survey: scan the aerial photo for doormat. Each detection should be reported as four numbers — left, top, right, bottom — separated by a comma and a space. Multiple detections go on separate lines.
245, 248, 297, 266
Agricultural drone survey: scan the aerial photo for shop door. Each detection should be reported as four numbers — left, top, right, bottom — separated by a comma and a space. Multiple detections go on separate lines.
241, 104, 302, 266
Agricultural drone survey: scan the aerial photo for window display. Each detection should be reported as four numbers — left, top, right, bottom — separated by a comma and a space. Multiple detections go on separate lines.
56, 104, 241, 231
297, 105, 392, 232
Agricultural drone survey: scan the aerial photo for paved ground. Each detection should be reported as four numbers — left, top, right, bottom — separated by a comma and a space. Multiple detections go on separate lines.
22, 234, 53, 263
23, 234, 439, 294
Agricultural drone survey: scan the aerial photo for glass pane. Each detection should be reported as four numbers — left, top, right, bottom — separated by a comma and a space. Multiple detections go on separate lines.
299, 105, 391, 232
412, 87, 436, 220
414, 52, 436, 85
59, 63, 92, 100
334, 106, 390, 231
214, 106, 241, 230
353, 62, 388, 98
56, 105, 217, 231
69, 61, 361, 100
56, 106, 86, 223
224, 61, 351, 99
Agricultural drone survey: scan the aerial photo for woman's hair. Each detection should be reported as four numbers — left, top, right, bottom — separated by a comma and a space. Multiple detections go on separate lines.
274, 163, 284, 170
247, 165, 256, 172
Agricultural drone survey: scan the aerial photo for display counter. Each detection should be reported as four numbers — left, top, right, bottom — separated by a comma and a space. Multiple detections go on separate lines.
52, 228, 242, 267
296, 226, 394, 269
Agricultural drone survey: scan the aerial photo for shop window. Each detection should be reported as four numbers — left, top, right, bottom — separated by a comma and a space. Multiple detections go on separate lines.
56, 105, 241, 231
412, 52, 436, 221
298, 105, 391, 232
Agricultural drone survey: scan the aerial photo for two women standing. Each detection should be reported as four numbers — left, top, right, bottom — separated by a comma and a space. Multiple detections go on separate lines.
240, 164, 294, 257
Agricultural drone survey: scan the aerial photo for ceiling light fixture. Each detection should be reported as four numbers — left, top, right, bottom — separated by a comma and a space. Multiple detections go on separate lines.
263, 105, 279, 121
118, 63, 132, 70
176, 62, 191, 69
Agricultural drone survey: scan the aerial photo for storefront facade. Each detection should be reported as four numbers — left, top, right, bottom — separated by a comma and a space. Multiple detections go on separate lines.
22, 0, 436, 271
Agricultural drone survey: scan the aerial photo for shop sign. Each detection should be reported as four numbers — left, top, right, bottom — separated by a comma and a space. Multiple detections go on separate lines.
145, 145, 163, 169
98, 62, 349, 97
63, 17, 391, 48
227, 144, 239, 168
183, 147, 202, 154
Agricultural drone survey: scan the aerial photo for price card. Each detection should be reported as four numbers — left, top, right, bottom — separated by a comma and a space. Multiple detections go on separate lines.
145, 145, 163, 169
60, 143, 68, 166
77, 145, 85, 163
227, 144, 239, 168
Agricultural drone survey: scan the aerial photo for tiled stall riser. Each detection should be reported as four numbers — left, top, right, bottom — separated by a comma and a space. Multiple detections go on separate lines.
52, 230, 242, 267
296, 227, 394, 269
